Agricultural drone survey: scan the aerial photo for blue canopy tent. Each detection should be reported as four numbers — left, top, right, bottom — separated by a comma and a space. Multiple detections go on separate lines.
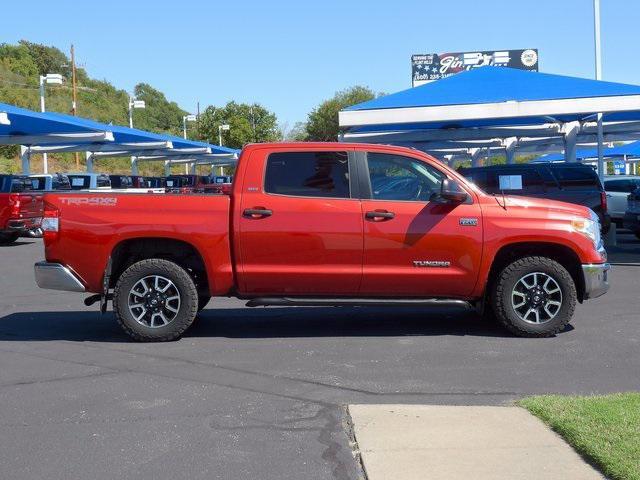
0, 103, 113, 146
0, 102, 239, 174
534, 140, 640, 174
535, 140, 640, 162
339, 67, 640, 173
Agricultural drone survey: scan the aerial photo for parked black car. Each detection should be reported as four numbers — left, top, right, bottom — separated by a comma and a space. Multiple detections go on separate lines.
458, 163, 611, 233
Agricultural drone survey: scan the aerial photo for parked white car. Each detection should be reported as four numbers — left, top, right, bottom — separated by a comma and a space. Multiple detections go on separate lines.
604, 175, 640, 224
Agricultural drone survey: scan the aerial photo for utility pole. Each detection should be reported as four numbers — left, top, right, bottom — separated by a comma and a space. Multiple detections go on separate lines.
71, 44, 80, 169
594, 0, 604, 179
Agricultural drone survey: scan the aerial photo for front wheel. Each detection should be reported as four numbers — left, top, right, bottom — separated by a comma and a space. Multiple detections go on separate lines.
491, 256, 577, 337
113, 259, 198, 342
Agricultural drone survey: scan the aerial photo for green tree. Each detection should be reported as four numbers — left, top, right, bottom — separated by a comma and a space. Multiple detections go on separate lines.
304, 86, 377, 141
133, 83, 186, 134
195, 101, 281, 149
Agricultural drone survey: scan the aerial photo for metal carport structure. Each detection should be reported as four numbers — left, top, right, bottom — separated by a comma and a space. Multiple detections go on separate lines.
0, 102, 239, 175
339, 67, 640, 174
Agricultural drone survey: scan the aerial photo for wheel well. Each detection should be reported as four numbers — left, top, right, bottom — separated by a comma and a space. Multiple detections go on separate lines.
487, 242, 585, 302
109, 238, 209, 295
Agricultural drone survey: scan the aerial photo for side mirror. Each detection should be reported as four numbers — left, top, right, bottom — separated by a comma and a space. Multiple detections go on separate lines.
435, 179, 468, 204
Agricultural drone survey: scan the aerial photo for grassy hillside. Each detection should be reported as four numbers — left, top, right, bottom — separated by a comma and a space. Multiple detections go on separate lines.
0, 41, 189, 175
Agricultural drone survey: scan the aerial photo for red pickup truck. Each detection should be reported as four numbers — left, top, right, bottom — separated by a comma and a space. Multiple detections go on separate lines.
0, 175, 43, 245
34, 143, 610, 341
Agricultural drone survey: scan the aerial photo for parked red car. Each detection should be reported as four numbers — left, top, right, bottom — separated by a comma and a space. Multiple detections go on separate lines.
34, 143, 609, 341
0, 175, 43, 244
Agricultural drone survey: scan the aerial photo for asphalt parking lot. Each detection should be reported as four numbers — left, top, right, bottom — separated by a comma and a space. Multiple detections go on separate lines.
1, 238, 639, 480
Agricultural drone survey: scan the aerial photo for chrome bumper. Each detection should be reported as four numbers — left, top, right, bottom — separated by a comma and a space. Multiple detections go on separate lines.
582, 263, 610, 300
34, 262, 86, 292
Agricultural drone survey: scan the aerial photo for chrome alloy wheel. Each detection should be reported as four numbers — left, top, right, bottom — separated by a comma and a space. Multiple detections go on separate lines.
128, 275, 181, 328
511, 272, 563, 324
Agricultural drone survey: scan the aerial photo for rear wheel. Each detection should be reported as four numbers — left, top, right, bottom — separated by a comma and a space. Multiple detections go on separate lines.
0, 232, 20, 245
113, 258, 198, 342
492, 256, 576, 337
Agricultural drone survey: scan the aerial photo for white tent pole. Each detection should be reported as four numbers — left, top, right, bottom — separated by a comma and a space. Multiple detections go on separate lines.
563, 122, 580, 162
131, 156, 139, 176
85, 152, 94, 173
20, 146, 30, 175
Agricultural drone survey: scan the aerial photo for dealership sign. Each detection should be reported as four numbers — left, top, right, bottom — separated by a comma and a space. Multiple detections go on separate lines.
412, 49, 538, 86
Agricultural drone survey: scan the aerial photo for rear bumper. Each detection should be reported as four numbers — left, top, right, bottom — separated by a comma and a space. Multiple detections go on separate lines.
6, 217, 42, 232
34, 262, 86, 292
582, 263, 610, 300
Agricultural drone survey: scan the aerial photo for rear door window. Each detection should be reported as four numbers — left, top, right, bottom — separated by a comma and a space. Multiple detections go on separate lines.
265, 151, 351, 198
551, 167, 600, 190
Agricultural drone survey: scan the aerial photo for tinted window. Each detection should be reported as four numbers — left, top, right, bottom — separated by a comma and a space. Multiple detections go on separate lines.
30, 177, 47, 190
96, 175, 111, 188
366, 153, 444, 201
53, 175, 71, 190
68, 175, 90, 189
265, 151, 350, 198
605, 178, 640, 193
551, 167, 600, 190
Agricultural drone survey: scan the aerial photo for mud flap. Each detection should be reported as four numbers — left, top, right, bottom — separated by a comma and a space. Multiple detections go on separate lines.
100, 256, 112, 314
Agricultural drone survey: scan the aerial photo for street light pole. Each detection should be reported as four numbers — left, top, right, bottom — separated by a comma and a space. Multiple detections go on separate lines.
127, 97, 145, 175
594, 0, 605, 179
38, 73, 64, 174
218, 124, 230, 176
182, 114, 197, 174
218, 124, 230, 146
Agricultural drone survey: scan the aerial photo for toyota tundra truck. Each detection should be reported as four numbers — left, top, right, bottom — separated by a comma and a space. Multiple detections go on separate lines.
0, 175, 43, 244
34, 143, 610, 341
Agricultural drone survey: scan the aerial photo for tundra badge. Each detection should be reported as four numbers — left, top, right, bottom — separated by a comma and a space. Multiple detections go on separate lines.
413, 260, 451, 268
460, 217, 478, 226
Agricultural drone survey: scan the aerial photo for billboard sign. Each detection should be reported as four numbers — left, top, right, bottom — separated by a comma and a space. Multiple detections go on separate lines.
412, 49, 539, 86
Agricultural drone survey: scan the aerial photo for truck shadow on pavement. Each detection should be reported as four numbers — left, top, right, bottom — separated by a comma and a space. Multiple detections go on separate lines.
0, 306, 572, 342
0, 240, 35, 248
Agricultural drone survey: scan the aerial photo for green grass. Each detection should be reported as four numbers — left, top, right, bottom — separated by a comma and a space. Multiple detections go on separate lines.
519, 393, 640, 480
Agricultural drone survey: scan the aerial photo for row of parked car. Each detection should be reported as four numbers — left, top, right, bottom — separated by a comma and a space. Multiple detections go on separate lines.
0, 173, 233, 244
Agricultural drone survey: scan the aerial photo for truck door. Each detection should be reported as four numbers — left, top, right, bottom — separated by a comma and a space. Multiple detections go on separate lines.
359, 151, 483, 297
237, 148, 363, 295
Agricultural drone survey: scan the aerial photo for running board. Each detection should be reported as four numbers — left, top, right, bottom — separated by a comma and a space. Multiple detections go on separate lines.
245, 297, 473, 309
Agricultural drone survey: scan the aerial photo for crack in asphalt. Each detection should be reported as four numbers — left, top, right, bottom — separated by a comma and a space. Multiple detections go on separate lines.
55, 341, 521, 398
0, 370, 118, 389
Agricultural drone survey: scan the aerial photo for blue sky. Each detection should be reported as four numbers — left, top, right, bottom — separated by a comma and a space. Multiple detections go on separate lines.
3, 0, 639, 128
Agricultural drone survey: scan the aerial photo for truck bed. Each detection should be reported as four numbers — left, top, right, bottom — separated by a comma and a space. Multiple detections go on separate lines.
42, 191, 234, 294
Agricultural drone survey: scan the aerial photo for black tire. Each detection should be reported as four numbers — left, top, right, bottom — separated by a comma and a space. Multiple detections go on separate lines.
635, 231, 640, 241
197, 294, 211, 312
491, 256, 576, 337
0, 232, 20, 245
113, 258, 198, 342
